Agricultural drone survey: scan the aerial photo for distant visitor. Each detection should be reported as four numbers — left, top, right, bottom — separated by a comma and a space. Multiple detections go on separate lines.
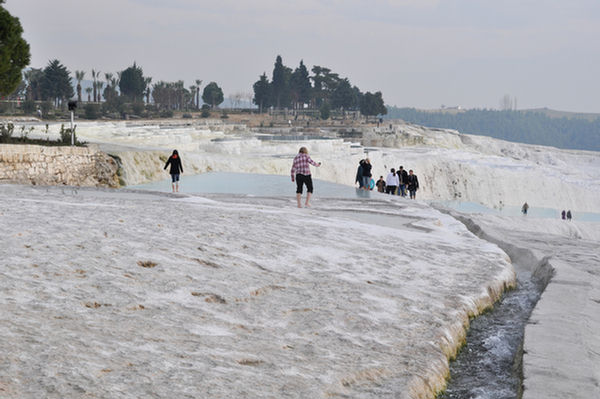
164, 149, 183, 193
398, 166, 408, 197
376, 176, 386, 193
406, 169, 420, 199
385, 168, 398, 195
356, 160, 365, 189
521, 202, 529, 215
566, 210, 572, 221
291, 147, 321, 208
361, 158, 372, 191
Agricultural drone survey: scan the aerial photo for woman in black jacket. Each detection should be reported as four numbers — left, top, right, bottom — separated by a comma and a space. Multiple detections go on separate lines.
164, 149, 183, 192
406, 169, 419, 199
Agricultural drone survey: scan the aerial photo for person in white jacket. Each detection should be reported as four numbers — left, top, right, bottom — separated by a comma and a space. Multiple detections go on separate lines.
385, 168, 399, 195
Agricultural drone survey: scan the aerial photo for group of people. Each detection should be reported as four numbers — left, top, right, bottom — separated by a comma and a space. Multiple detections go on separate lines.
561, 209, 573, 221
369, 164, 420, 200
164, 149, 420, 206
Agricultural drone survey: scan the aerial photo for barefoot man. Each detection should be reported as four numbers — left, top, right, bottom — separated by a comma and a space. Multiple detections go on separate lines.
291, 147, 321, 208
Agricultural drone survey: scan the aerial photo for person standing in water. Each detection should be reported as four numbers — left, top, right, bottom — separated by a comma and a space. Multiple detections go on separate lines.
376, 176, 386, 193
406, 169, 419, 199
361, 158, 372, 190
355, 160, 365, 189
385, 168, 399, 195
398, 166, 408, 197
164, 149, 183, 193
291, 147, 321, 208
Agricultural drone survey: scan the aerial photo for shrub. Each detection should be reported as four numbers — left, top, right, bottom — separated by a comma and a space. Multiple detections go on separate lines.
40, 101, 53, 116
84, 104, 101, 119
320, 102, 331, 120
22, 100, 36, 114
182, 113, 193, 119
0, 123, 15, 142
59, 124, 76, 144
159, 109, 174, 118
132, 102, 145, 116
201, 104, 211, 118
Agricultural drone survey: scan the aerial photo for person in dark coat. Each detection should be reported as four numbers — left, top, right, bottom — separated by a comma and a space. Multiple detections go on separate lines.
398, 166, 408, 197
361, 158, 372, 190
164, 149, 183, 193
376, 176, 386, 193
406, 169, 419, 199
355, 160, 365, 188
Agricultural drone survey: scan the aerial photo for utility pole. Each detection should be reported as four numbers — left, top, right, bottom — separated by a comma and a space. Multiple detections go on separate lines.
68, 100, 77, 145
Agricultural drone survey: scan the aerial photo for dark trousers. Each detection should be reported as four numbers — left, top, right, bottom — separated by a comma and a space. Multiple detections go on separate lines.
386, 185, 397, 195
296, 174, 313, 194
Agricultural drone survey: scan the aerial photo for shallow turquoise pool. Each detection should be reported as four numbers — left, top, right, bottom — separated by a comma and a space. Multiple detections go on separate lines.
130, 172, 379, 199
130, 172, 600, 222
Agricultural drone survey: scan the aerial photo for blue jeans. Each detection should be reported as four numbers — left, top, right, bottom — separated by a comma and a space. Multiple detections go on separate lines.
362, 176, 371, 188
399, 184, 406, 196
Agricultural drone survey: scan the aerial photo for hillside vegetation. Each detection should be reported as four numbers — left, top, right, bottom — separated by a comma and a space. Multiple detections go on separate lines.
386, 107, 600, 152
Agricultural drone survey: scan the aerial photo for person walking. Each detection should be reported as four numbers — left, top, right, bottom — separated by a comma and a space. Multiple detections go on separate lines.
164, 149, 183, 193
398, 166, 408, 197
561, 210, 566, 220
355, 160, 365, 189
406, 169, 419, 199
567, 210, 572, 221
385, 168, 399, 195
521, 202, 529, 215
376, 176, 386, 193
361, 158, 372, 190
291, 147, 321, 208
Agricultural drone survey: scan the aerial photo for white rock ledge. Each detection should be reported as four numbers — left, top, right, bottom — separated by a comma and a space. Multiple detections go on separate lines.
0, 185, 515, 398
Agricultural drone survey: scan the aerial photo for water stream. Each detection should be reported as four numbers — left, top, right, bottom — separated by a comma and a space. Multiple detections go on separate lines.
437, 267, 545, 399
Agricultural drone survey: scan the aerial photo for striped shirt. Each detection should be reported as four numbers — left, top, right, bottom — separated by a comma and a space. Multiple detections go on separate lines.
291, 153, 319, 178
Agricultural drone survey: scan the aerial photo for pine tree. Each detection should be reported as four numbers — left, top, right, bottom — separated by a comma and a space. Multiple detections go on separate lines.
0, 1, 31, 96
40, 59, 74, 107
253, 73, 271, 113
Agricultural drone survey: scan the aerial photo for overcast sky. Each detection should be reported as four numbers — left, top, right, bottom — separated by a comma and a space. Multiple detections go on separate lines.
7, 0, 600, 112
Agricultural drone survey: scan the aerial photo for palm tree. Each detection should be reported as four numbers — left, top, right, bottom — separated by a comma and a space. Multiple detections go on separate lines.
75, 70, 85, 103
96, 81, 104, 102
85, 87, 92, 102
91, 69, 100, 102
103, 73, 113, 101
189, 85, 196, 109
195, 79, 202, 109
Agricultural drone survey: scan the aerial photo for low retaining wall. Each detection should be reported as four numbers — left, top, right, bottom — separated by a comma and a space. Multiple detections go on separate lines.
0, 144, 119, 188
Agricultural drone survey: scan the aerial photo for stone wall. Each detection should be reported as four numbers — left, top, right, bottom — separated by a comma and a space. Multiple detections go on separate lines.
0, 144, 119, 187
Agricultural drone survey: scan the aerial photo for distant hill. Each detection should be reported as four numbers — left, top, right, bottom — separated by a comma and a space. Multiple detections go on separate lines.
385, 107, 600, 152
521, 108, 600, 122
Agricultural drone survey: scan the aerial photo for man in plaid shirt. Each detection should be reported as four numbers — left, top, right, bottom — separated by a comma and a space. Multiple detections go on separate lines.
291, 147, 321, 208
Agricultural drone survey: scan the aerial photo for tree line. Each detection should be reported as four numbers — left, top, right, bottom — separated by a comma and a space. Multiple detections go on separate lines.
386, 107, 600, 152
252, 55, 387, 118
1, 3, 388, 120
14, 59, 226, 118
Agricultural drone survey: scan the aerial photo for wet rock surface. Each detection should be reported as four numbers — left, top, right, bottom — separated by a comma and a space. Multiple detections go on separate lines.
0, 185, 514, 398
